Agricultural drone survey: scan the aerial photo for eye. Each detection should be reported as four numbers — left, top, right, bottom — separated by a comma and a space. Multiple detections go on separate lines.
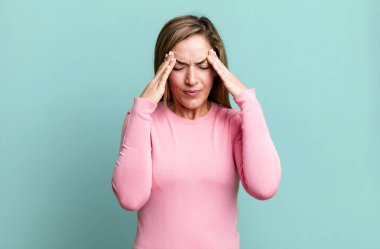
200, 66, 210, 70
173, 65, 209, 71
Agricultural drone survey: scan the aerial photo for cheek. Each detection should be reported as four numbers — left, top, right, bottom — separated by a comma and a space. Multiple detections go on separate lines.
201, 71, 215, 84
168, 73, 181, 85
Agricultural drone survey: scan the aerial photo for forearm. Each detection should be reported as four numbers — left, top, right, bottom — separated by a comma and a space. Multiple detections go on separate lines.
111, 97, 157, 210
234, 88, 282, 200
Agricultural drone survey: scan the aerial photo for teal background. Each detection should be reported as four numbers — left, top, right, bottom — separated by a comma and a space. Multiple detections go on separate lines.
1, 0, 379, 248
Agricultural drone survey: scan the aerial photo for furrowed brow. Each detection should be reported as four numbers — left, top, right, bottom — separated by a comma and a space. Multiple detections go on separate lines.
176, 58, 208, 65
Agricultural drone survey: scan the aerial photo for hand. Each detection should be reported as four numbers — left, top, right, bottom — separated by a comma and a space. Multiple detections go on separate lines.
139, 51, 176, 104
206, 48, 248, 97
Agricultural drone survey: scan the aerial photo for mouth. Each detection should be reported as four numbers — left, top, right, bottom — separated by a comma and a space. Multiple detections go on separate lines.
183, 90, 201, 97
184, 90, 201, 93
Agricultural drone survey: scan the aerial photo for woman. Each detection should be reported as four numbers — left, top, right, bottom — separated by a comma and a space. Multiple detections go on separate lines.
111, 15, 282, 249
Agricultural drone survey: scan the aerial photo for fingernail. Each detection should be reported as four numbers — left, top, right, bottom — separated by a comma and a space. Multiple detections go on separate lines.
165, 53, 168, 58
168, 51, 172, 56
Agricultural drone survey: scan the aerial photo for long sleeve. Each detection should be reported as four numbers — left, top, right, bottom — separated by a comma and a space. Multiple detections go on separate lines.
111, 96, 157, 211
232, 88, 282, 200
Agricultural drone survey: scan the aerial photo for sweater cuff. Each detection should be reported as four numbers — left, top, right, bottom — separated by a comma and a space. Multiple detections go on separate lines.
131, 97, 158, 119
233, 88, 260, 107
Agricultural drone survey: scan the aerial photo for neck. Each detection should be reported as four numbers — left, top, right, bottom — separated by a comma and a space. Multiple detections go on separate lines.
169, 101, 211, 119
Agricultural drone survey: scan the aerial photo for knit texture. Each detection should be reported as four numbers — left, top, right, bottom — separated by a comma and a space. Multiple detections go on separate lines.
111, 88, 282, 249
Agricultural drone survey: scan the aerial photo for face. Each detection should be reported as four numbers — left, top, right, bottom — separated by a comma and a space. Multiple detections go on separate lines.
168, 35, 217, 110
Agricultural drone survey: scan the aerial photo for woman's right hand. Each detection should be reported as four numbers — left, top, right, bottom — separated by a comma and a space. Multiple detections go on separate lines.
139, 51, 176, 104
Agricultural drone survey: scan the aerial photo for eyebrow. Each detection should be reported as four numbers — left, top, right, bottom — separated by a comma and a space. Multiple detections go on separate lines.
175, 58, 208, 66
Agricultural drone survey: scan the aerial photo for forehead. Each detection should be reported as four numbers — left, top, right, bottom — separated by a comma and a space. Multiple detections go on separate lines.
172, 35, 211, 61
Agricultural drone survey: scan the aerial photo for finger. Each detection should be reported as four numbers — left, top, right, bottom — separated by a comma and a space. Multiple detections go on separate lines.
155, 56, 171, 80
158, 57, 176, 88
207, 49, 231, 81
157, 52, 170, 71
154, 52, 174, 81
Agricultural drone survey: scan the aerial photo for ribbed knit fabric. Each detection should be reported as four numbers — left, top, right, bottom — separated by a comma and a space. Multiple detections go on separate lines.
111, 88, 282, 249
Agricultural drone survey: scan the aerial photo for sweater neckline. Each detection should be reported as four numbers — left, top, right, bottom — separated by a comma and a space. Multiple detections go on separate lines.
160, 101, 217, 124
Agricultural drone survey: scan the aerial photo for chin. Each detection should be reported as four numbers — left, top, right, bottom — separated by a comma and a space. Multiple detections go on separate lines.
179, 98, 206, 109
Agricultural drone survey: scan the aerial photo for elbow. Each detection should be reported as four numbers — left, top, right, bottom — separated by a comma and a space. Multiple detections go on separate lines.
111, 179, 150, 211
250, 168, 282, 201
252, 187, 279, 201
118, 197, 148, 211
243, 183, 279, 200
256, 157, 282, 200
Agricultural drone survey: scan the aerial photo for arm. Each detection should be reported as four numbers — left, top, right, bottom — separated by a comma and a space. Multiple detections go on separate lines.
111, 96, 157, 211
232, 88, 282, 200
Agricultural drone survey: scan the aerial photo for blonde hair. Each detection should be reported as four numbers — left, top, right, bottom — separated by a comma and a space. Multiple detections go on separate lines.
154, 15, 232, 109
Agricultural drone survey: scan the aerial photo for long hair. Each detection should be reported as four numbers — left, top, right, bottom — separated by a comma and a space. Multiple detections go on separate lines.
154, 15, 232, 109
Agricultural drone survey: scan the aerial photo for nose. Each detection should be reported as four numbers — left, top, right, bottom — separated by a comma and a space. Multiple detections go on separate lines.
185, 65, 197, 86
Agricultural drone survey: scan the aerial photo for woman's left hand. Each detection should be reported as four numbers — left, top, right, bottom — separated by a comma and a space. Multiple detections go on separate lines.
207, 48, 248, 98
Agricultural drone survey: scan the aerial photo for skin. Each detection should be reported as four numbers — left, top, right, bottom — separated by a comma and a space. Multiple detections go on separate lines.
167, 35, 217, 119
139, 34, 248, 120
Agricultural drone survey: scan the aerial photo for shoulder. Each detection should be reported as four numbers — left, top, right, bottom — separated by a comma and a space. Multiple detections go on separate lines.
213, 104, 242, 143
215, 103, 241, 121
149, 102, 168, 124
213, 103, 242, 131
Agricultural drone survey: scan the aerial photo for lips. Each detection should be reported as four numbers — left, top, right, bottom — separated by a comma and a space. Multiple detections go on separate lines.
184, 90, 201, 93
183, 90, 201, 97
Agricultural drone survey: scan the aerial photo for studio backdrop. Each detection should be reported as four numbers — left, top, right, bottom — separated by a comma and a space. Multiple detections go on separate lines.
1, 0, 379, 248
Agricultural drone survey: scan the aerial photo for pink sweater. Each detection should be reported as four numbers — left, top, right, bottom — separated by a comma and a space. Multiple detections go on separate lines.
111, 88, 282, 249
